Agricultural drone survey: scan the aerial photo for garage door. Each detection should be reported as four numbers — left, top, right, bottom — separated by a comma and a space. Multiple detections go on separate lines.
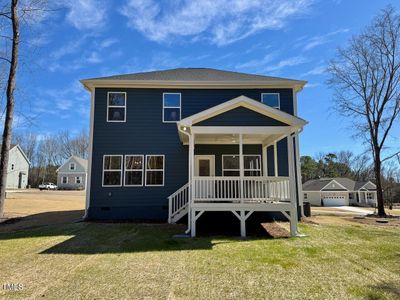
323, 196, 348, 206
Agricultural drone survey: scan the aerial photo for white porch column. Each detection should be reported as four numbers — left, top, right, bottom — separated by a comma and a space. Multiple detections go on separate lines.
274, 141, 278, 177
294, 133, 304, 217
239, 133, 244, 203
262, 144, 267, 177
287, 134, 298, 237
189, 134, 196, 237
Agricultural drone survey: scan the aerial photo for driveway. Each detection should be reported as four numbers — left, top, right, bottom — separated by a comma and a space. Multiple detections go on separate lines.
328, 206, 372, 215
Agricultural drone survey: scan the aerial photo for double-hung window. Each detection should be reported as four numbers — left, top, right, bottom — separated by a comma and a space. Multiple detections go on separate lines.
103, 155, 123, 186
163, 93, 181, 122
244, 155, 261, 176
76, 176, 82, 184
107, 92, 126, 122
222, 155, 262, 176
222, 155, 240, 176
124, 155, 144, 186
261, 93, 280, 109
69, 163, 75, 171
62, 176, 68, 184
145, 155, 164, 186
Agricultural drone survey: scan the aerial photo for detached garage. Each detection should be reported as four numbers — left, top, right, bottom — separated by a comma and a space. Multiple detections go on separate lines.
302, 178, 377, 207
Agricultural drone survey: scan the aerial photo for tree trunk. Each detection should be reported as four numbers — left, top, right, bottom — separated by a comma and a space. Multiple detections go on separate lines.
374, 147, 386, 216
0, 0, 19, 217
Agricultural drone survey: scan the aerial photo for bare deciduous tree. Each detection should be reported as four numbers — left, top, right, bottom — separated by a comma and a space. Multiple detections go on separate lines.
0, 0, 19, 217
13, 131, 37, 163
59, 129, 89, 160
328, 6, 400, 216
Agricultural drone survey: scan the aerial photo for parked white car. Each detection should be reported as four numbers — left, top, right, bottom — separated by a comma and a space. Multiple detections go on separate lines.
38, 182, 58, 191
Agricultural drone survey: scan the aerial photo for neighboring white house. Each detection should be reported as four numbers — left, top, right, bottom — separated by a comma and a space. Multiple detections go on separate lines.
57, 156, 88, 190
0, 144, 30, 189
303, 178, 377, 207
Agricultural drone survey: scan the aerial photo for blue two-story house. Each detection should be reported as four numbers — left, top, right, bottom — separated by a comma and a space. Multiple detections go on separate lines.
80, 68, 308, 237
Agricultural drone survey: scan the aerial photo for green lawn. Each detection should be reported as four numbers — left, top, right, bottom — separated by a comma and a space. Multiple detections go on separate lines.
0, 221, 399, 299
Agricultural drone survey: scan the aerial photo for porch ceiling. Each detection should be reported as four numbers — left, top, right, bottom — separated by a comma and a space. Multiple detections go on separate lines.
178, 131, 287, 145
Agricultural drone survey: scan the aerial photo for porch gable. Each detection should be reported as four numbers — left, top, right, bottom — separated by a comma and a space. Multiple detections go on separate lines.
194, 107, 288, 126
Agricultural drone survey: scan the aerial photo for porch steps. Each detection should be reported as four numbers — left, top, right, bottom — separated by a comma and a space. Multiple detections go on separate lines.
170, 204, 188, 223
168, 183, 189, 224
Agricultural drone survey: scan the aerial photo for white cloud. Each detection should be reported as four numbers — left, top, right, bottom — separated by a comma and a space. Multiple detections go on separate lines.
119, 0, 313, 46
99, 38, 118, 48
302, 65, 326, 76
263, 56, 308, 72
64, 0, 108, 30
297, 28, 350, 51
236, 52, 277, 70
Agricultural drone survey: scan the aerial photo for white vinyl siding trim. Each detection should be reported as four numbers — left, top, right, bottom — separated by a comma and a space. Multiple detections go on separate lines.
145, 155, 165, 186
107, 92, 126, 122
222, 155, 262, 176
124, 155, 144, 187
102, 155, 123, 187
162, 93, 181, 123
261, 93, 280, 109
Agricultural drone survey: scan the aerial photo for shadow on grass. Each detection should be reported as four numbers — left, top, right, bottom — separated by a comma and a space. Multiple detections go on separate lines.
0, 210, 85, 233
0, 210, 283, 254
370, 282, 400, 299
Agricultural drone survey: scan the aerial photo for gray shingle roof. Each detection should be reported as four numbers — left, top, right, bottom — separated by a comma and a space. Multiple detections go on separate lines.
72, 156, 88, 170
303, 178, 375, 191
82, 67, 305, 83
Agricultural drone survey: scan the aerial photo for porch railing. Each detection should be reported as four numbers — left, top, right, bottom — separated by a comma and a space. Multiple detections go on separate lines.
193, 176, 290, 202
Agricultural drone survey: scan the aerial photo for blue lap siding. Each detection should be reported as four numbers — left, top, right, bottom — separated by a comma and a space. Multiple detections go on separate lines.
88, 88, 294, 220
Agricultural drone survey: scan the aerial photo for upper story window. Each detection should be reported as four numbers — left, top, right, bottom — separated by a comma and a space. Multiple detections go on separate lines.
261, 93, 280, 109
163, 93, 181, 122
69, 163, 75, 171
107, 92, 126, 122
11, 164, 14, 170
103, 155, 123, 186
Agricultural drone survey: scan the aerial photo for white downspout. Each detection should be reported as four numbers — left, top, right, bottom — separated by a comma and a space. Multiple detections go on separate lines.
178, 125, 192, 235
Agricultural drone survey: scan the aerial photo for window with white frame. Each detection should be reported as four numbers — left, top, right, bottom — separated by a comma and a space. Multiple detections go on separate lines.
222, 155, 240, 176
304, 193, 308, 200
222, 155, 262, 176
367, 192, 374, 200
145, 155, 164, 186
244, 155, 262, 176
69, 162, 75, 171
107, 92, 126, 122
261, 93, 280, 109
124, 155, 144, 186
76, 176, 82, 184
103, 155, 123, 186
62, 176, 68, 184
163, 93, 181, 122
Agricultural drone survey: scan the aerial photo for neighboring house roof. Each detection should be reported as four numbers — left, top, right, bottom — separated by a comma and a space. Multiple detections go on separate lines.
0, 144, 31, 165
56, 155, 88, 172
303, 178, 376, 191
80, 68, 307, 91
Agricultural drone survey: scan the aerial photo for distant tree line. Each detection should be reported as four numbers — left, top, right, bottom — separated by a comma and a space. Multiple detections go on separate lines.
301, 151, 400, 204
12, 130, 89, 187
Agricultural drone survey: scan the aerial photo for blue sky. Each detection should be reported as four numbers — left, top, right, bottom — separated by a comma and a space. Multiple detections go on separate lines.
11, 0, 400, 157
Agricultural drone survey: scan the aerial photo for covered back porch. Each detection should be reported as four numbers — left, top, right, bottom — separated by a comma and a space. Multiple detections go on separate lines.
168, 96, 307, 237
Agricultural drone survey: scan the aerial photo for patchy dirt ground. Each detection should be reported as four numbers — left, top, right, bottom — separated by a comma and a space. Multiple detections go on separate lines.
0, 190, 85, 232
